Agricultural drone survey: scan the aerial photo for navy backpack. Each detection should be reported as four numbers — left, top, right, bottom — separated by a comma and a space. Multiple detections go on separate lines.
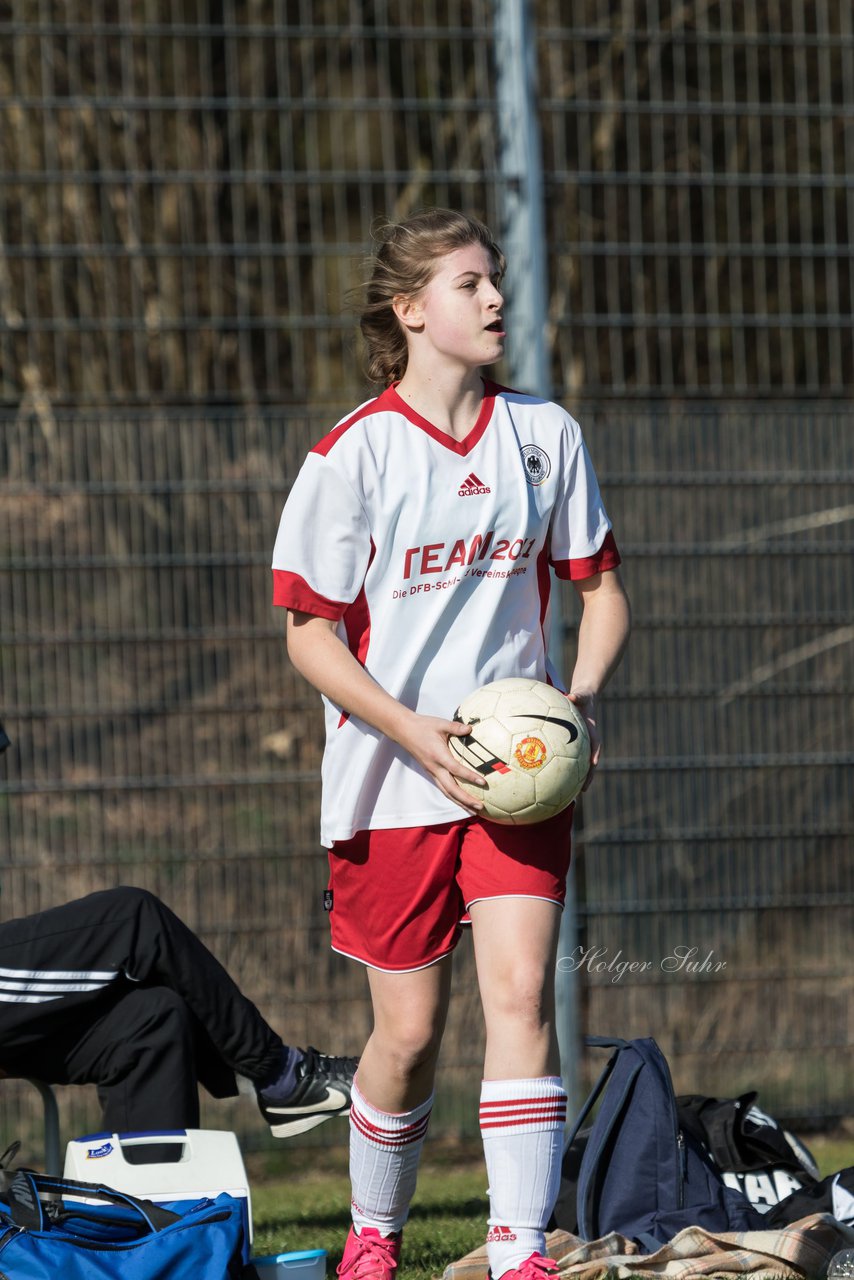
564, 1037, 766, 1252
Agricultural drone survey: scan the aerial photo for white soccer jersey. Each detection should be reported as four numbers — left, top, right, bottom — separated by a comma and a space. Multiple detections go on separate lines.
272, 381, 620, 846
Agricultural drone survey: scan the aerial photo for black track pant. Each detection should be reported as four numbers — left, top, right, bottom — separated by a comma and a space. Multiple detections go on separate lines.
0, 887, 284, 1133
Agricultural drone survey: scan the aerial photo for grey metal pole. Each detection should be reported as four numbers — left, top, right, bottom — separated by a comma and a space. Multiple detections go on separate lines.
494, 0, 550, 395
494, 0, 581, 1121
26, 1078, 62, 1174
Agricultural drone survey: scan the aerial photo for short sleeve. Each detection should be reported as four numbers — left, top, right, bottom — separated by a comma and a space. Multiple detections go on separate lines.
271, 453, 372, 618
549, 419, 622, 581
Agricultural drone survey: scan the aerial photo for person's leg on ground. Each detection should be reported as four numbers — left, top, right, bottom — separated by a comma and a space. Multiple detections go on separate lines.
59, 985, 200, 1163
109, 884, 357, 1134
337, 956, 453, 1280
85, 988, 201, 1131
113, 885, 359, 1133
327, 822, 465, 1277
471, 896, 567, 1280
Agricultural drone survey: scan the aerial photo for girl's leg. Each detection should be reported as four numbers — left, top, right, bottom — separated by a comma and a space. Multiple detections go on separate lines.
329, 822, 463, 1276
470, 897, 566, 1280
359, 953, 453, 1110
338, 954, 453, 1277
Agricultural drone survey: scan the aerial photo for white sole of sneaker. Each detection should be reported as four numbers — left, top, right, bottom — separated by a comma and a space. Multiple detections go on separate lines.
268, 1107, 351, 1138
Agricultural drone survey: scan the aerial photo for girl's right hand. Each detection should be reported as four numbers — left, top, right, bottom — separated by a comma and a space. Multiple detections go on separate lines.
395, 712, 486, 814
286, 613, 486, 811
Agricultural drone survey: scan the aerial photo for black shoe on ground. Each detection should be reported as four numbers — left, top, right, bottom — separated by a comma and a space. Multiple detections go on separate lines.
257, 1046, 358, 1138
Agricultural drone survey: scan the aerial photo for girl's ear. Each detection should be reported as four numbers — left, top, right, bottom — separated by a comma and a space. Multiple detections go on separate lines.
392, 293, 424, 332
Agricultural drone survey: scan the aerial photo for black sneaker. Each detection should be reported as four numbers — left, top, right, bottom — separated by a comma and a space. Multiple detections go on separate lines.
257, 1046, 358, 1138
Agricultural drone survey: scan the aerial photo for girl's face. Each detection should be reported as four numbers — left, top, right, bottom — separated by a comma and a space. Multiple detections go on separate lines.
395, 242, 505, 374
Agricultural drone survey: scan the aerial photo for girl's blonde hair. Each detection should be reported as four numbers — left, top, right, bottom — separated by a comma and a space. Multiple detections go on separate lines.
359, 209, 505, 386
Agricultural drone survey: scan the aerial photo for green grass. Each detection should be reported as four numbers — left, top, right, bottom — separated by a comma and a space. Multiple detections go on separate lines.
246, 1133, 854, 1280
248, 1143, 487, 1280
804, 1134, 854, 1179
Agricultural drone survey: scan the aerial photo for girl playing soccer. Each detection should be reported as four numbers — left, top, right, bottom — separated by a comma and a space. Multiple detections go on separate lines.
271, 209, 631, 1280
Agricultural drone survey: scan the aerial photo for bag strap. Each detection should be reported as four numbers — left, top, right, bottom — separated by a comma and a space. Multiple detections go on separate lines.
575, 1049, 645, 1240
636, 1231, 664, 1253
6, 1170, 180, 1234
0, 1142, 21, 1170
563, 1037, 630, 1151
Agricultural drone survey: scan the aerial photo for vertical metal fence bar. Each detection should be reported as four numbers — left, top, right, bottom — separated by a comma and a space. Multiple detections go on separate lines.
494, 0, 549, 396
743, 23, 768, 391
791, 0, 814, 386
665, 1, 688, 390
719, 7, 745, 392
816, 6, 841, 389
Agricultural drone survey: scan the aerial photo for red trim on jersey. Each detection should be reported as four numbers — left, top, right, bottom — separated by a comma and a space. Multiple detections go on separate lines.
309, 383, 496, 458
336, 540, 376, 728
310, 393, 387, 457
536, 541, 553, 649
552, 529, 622, 581
272, 569, 347, 620
340, 538, 376, 666
385, 382, 496, 456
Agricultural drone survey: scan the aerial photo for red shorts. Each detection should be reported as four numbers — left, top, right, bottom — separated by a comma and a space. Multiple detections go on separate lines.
326, 807, 573, 972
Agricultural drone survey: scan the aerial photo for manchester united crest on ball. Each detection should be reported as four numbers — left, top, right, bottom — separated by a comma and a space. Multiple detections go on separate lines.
521, 444, 550, 485
513, 736, 549, 770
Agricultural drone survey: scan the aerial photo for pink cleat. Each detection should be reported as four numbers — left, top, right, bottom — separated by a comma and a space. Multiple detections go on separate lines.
337, 1227, 402, 1280
491, 1253, 559, 1280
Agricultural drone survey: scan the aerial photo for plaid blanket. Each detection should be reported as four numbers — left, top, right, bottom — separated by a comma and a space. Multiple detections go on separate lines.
443, 1215, 854, 1280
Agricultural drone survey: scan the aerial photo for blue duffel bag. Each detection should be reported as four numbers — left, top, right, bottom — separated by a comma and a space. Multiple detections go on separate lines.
0, 1169, 246, 1278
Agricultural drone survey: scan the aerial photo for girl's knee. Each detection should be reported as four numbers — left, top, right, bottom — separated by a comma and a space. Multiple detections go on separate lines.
486, 967, 553, 1032
372, 1015, 444, 1079
108, 885, 162, 919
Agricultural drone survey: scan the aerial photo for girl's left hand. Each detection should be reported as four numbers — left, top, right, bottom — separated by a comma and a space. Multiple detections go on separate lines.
566, 689, 600, 791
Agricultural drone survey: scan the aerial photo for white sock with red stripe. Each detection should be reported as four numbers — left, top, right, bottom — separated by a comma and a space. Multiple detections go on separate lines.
479, 1076, 567, 1278
348, 1078, 433, 1237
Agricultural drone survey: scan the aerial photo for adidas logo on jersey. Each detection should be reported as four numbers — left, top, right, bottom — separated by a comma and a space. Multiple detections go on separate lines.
458, 472, 491, 496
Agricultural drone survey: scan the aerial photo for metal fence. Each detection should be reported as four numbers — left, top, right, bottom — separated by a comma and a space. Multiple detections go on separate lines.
2, 2, 852, 407
540, 0, 854, 398
1, 4, 852, 1159
565, 400, 853, 1121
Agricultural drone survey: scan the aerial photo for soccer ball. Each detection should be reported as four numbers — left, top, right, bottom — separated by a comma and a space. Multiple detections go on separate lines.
448, 677, 591, 825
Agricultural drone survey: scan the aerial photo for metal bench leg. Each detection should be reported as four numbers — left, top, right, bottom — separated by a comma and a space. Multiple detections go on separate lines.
25, 1079, 61, 1175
